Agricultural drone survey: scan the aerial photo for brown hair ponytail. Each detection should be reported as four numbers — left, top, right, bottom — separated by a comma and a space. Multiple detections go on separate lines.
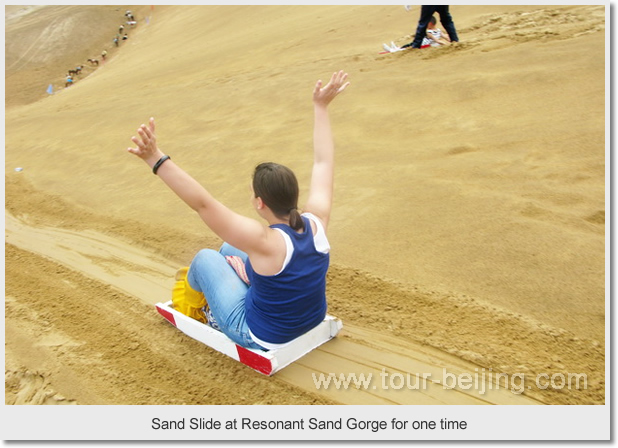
288, 208, 304, 232
253, 162, 305, 232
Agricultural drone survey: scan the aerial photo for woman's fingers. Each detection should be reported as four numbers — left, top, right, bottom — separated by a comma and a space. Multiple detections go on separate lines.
314, 80, 322, 95
132, 128, 151, 151
136, 128, 147, 147
338, 71, 348, 85
127, 118, 157, 158
336, 71, 348, 89
138, 126, 155, 149
142, 123, 155, 140
312, 71, 349, 107
141, 123, 158, 151
327, 70, 349, 94
329, 70, 345, 86
324, 72, 338, 91
131, 135, 143, 148
338, 81, 350, 94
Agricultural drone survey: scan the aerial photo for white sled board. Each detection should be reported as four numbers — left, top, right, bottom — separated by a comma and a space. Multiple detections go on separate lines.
155, 300, 342, 375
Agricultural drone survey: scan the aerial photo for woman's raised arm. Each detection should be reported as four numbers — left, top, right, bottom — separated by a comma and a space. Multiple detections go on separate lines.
303, 70, 350, 231
127, 118, 270, 255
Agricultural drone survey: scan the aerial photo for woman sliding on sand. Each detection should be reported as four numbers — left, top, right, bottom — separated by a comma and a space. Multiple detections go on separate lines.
127, 70, 350, 350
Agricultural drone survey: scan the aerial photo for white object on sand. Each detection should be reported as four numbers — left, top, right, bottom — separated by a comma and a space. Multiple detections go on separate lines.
383, 42, 402, 53
14, 167, 23, 172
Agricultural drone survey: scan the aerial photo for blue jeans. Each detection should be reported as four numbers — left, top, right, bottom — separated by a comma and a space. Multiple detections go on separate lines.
186, 243, 265, 350
409, 5, 459, 49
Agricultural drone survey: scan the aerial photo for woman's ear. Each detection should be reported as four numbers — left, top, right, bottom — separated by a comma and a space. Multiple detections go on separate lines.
255, 196, 264, 210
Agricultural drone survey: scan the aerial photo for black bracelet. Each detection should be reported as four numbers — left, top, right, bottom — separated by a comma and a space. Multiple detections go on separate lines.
152, 155, 171, 175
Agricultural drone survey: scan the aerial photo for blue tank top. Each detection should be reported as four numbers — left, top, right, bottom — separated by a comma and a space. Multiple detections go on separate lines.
245, 216, 329, 344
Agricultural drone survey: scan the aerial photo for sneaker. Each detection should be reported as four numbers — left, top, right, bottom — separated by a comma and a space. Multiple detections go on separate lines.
383, 43, 393, 52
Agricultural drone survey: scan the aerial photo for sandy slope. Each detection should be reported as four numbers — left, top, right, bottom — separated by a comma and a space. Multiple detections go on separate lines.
5, 5, 605, 405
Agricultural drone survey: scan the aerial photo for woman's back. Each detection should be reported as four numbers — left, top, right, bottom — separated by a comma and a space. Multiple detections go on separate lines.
245, 214, 329, 344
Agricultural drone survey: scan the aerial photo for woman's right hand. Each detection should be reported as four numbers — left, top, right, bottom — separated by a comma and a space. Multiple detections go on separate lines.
127, 117, 164, 167
312, 70, 350, 108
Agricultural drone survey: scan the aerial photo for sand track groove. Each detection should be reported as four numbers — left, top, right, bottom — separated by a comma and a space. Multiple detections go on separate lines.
6, 213, 540, 405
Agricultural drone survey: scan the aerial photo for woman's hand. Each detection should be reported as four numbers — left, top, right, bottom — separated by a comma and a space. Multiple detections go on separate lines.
312, 70, 350, 108
127, 117, 164, 166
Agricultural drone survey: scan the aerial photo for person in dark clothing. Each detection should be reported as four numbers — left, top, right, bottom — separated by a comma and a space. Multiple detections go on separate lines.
404, 5, 459, 49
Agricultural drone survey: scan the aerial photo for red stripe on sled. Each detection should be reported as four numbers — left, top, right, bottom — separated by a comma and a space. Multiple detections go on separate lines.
236, 345, 273, 375
156, 305, 177, 327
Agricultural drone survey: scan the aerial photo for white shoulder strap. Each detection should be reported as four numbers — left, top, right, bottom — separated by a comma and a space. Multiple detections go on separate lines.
302, 213, 330, 254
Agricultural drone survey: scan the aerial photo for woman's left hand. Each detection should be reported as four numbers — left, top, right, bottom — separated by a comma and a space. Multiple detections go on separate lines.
313, 70, 350, 108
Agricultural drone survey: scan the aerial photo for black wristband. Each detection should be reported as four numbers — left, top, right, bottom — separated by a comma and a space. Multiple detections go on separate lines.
152, 155, 170, 175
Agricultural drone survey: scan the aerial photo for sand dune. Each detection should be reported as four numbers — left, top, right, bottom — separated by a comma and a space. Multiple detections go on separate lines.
5, 5, 605, 405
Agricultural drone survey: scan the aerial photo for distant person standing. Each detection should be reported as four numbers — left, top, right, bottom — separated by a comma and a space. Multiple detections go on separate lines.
101, 50, 107, 61
394, 15, 451, 51
405, 5, 459, 49
119, 24, 125, 34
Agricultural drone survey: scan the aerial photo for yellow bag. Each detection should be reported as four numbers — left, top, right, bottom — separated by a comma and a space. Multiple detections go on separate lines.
171, 267, 207, 324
